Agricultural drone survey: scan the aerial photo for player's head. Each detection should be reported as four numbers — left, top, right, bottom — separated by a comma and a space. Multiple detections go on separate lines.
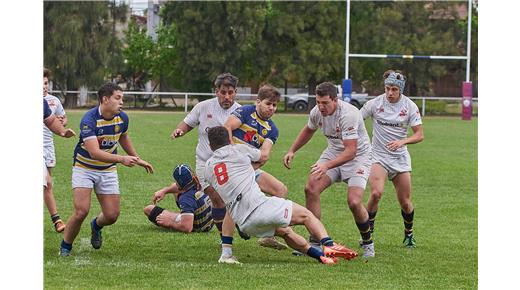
214, 73, 238, 110
98, 83, 124, 113
256, 84, 280, 120
383, 70, 406, 102
315, 81, 338, 116
172, 164, 198, 191
208, 126, 230, 151
43, 68, 51, 97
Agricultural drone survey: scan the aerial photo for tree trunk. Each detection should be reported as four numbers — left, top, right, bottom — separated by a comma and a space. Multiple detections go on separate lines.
63, 93, 78, 109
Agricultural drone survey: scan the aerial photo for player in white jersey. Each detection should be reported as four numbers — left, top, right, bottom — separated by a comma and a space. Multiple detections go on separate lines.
205, 126, 358, 265
360, 70, 424, 247
283, 82, 375, 258
170, 73, 243, 263
43, 68, 69, 233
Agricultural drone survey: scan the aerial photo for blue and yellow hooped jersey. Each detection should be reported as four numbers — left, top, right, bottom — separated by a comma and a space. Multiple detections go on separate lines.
176, 187, 213, 232
73, 106, 129, 171
230, 105, 279, 148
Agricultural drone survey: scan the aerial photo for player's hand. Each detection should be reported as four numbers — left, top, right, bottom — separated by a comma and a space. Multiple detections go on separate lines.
136, 158, 154, 173
310, 162, 327, 180
170, 128, 184, 139
283, 152, 294, 169
120, 155, 139, 167
386, 140, 405, 151
156, 212, 175, 227
152, 190, 166, 204
60, 128, 76, 138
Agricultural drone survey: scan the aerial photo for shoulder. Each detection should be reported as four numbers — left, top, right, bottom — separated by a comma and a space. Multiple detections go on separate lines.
81, 107, 98, 122
402, 95, 418, 108
118, 110, 130, 121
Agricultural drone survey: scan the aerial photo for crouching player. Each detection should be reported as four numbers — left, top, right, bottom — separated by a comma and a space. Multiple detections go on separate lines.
205, 126, 358, 264
144, 164, 213, 233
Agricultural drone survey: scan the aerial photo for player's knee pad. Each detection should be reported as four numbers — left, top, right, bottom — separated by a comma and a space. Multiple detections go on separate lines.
148, 206, 164, 225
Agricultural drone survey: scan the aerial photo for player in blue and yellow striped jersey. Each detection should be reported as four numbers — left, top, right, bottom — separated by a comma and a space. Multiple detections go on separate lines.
144, 164, 213, 233
224, 84, 289, 250
59, 83, 154, 257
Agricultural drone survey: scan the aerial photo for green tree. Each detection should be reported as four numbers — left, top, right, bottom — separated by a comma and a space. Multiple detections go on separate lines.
44, 1, 127, 108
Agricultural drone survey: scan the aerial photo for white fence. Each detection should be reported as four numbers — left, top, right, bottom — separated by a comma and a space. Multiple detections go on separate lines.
49, 90, 478, 116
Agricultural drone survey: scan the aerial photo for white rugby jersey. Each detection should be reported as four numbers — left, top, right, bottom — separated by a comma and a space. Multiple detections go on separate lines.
204, 144, 268, 226
360, 94, 422, 157
183, 98, 241, 161
308, 100, 370, 155
43, 95, 66, 147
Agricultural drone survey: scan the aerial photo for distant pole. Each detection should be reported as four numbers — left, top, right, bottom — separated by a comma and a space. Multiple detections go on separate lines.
342, 0, 352, 102
147, 0, 160, 42
462, 0, 473, 120
344, 0, 351, 79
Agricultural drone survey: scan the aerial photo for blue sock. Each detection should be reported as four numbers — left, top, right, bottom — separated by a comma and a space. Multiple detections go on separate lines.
61, 240, 72, 251
320, 237, 334, 246
221, 236, 233, 246
306, 246, 324, 261
92, 217, 103, 231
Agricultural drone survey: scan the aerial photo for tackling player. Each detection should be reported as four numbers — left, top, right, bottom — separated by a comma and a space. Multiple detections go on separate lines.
223, 84, 288, 250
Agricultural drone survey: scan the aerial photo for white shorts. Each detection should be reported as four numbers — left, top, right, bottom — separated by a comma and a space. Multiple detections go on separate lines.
72, 166, 120, 195
318, 149, 372, 189
43, 145, 56, 168
195, 158, 210, 190
373, 151, 412, 180
238, 197, 293, 238
43, 160, 48, 188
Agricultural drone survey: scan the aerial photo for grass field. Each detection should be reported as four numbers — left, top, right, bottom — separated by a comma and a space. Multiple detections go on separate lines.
44, 111, 477, 289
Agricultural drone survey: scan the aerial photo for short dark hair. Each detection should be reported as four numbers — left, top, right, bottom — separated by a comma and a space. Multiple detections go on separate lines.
44, 68, 51, 78
214, 73, 239, 89
208, 126, 230, 151
315, 82, 338, 99
257, 84, 281, 102
97, 83, 123, 102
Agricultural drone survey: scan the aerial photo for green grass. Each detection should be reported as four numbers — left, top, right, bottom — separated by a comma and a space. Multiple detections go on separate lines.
44, 111, 477, 289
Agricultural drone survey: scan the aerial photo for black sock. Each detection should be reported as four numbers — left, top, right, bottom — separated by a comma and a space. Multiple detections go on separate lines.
320, 237, 334, 247
356, 220, 373, 245
401, 209, 414, 235
51, 213, 61, 223
306, 246, 325, 261
368, 211, 377, 232
61, 240, 72, 251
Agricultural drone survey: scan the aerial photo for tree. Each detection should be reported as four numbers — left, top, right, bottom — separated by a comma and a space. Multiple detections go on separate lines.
44, 1, 127, 108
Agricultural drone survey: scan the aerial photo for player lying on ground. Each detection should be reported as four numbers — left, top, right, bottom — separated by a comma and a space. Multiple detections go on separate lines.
144, 164, 213, 233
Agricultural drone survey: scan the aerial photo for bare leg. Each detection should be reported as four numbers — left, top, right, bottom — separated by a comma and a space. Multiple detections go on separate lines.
366, 164, 387, 213
63, 187, 92, 244
289, 202, 328, 241
95, 194, 121, 227
257, 172, 288, 198
304, 174, 332, 220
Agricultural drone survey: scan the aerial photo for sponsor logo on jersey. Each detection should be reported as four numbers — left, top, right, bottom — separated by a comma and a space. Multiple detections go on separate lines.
376, 119, 402, 127
356, 168, 365, 175
262, 128, 267, 135
347, 126, 354, 131
399, 109, 407, 116
114, 125, 120, 133
98, 128, 104, 135
207, 114, 212, 119
244, 130, 258, 143
378, 107, 384, 113
336, 126, 340, 133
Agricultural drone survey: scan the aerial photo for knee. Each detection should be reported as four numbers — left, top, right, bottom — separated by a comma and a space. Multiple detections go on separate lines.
275, 226, 293, 238
347, 197, 362, 211
143, 205, 154, 216
103, 210, 120, 224
370, 189, 383, 202
74, 207, 90, 221
304, 185, 320, 199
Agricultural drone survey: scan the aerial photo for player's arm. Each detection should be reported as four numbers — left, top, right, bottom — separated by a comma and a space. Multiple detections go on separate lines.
119, 133, 154, 173
223, 115, 242, 144
56, 114, 68, 127
83, 137, 138, 166
252, 140, 273, 169
44, 114, 75, 138
283, 125, 316, 169
152, 183, 179, 204
171, 121, 194, 139
386, 124, 424, 151
311, 139, 357, 178
156, 212, 194, 233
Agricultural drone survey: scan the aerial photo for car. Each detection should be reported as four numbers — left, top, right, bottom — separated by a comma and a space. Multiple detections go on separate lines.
286, 91, 369, 112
